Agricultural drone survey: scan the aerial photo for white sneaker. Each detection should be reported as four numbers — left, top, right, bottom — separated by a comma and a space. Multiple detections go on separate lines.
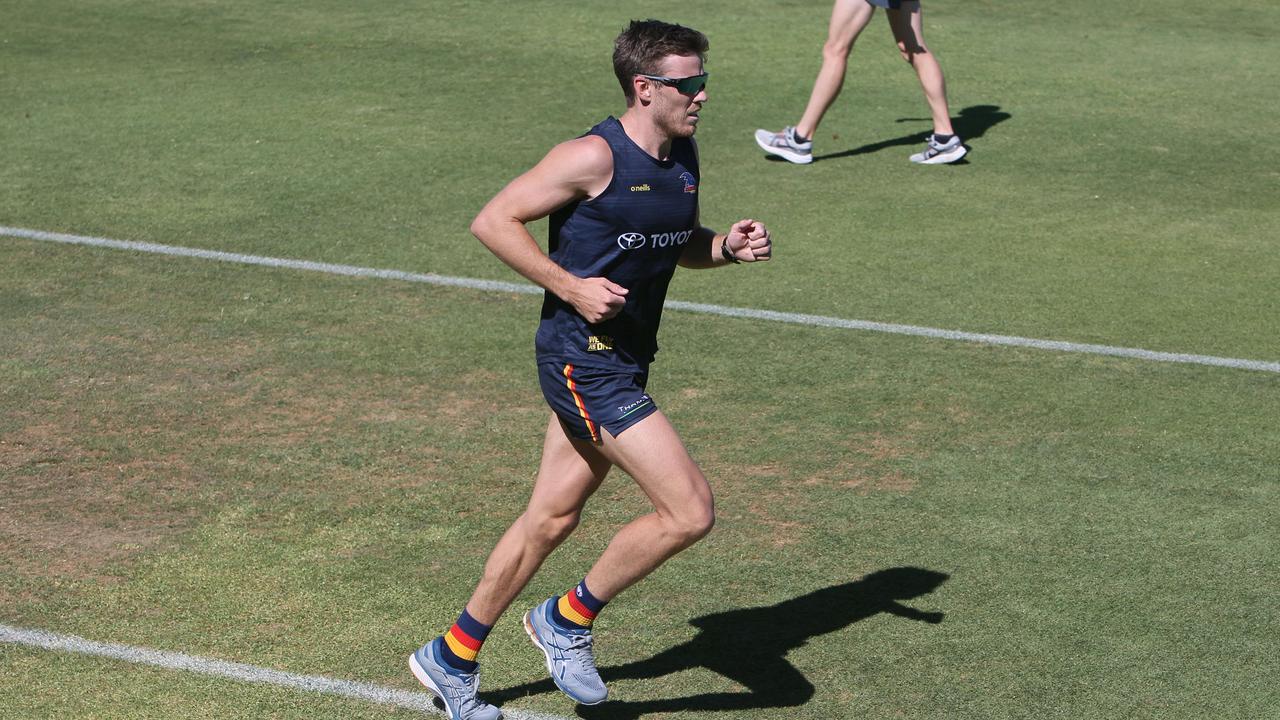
754, 126, 813, 164
910, 134, 967, 164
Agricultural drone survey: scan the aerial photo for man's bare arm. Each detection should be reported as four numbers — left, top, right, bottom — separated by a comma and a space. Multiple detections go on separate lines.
470, 135, 629, 323
678, 218, 773, 268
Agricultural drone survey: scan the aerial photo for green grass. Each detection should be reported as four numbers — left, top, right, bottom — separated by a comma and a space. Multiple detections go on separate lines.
3, 1, 1279, 719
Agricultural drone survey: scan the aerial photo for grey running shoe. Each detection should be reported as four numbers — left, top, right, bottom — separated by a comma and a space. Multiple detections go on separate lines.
910, 134, 968, 164
754, 126, 813, 164
409, 637, 503, 720
523, 597, 607, 705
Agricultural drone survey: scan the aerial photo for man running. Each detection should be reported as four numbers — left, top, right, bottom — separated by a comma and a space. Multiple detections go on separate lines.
409, 19, 773, 720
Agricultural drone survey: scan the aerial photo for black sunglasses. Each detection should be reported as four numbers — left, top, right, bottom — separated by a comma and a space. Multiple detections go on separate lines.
640, 72, 708, 95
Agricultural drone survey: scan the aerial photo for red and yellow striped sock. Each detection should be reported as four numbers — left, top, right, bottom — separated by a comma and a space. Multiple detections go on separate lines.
439, 608, 490, 672
551, 578, 607, 629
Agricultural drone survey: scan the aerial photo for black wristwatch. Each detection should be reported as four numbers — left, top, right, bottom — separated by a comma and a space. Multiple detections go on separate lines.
720, 238, 741, 264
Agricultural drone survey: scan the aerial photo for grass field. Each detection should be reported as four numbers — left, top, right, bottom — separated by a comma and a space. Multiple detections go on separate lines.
3, 1, 1279, 718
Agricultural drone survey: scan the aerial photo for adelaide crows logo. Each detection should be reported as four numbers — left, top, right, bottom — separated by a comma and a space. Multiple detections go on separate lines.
679, 171, 697, 194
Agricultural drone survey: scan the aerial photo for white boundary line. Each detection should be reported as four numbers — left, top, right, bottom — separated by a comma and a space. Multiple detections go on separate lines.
0, 623, 570, 720
4, 225, 1278, 374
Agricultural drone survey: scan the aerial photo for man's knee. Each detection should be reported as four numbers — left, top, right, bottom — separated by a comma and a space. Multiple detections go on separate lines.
686, 505, 715, 543
525, 510, 580, 548
668, 498, 715, 546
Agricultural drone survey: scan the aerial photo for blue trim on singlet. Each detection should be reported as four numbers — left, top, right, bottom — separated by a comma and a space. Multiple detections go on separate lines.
534, 116, 700, 371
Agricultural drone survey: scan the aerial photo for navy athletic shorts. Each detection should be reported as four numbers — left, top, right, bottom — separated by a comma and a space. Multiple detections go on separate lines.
867, 0, 903, 8
538, 362, 658, 442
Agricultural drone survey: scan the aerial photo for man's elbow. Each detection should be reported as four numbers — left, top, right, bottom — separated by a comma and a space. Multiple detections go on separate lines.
469, 213, 489, 242
470, 211, 508, 248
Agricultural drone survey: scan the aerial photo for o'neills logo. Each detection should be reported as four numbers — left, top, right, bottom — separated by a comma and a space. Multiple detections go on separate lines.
617, 229, 694, 250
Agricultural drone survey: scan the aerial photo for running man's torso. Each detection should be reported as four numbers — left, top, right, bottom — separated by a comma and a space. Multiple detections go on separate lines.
535, 116, 700, 370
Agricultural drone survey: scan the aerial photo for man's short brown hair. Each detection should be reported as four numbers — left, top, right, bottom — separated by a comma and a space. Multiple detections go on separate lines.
613, 19, 709, 103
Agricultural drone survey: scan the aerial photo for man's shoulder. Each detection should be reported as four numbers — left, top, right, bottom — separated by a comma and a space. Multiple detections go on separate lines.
544, 133, 611, 166
541, 134, 613, 191
556, 133, 612, 162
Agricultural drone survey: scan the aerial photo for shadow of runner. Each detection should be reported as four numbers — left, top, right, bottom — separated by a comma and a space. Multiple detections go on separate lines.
806, 104, 1012, 163
486, 567, 949, 718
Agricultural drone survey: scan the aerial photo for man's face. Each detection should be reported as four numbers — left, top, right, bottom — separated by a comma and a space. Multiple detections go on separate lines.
649, 54, 707, 138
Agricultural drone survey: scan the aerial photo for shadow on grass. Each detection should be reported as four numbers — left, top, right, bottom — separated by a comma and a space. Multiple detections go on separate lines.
789, 104, 1011, 164
486, 566, 949, 718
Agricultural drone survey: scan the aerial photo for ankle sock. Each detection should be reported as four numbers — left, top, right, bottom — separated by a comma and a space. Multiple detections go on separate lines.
552, 579, 607, 630
933, 133, 955, 144
440, 608, 491, 672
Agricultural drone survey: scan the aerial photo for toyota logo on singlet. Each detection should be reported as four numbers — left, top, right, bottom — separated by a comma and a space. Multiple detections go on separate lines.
617, 232, 646, 250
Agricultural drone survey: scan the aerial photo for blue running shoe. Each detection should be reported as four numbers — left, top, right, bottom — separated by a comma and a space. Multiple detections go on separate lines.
409, 637, 502, 720
522, 597, 607, 705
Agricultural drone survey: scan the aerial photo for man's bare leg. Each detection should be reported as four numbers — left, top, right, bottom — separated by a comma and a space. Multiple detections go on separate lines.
464, 414, 612, 624
521, 409, 715, 705
581, 410, 715, 601
411, 416, 611, 719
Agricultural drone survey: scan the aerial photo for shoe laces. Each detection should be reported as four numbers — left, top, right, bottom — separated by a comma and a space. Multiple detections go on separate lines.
566, 631, 597, 671
444, 669, 492, 715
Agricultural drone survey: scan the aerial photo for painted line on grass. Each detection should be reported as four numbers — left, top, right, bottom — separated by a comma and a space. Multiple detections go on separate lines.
4, 225, 1278, 375
0, 623, 570, 720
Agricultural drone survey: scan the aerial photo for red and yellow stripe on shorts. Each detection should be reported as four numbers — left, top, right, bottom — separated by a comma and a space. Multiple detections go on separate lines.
562, 364, 600, 442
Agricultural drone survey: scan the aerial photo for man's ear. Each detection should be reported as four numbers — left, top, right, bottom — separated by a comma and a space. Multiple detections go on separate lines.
633, 75, 655, 105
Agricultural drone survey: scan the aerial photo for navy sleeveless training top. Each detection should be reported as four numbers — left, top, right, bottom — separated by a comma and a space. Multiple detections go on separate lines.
534, 116, 700, 370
